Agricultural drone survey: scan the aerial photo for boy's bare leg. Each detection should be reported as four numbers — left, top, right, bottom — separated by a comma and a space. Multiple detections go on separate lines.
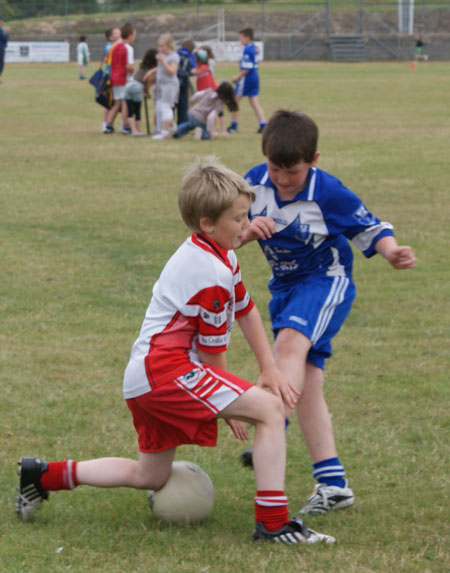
229, 95, 242, 126
295, 363, 337, 462
76, 448, 176, 491
273, 329, 337, 461
248, 95, 265, 124
218, 386, 286, 490
107, 99, 121, 126
273, 328, 310, 402
121, 100, 129, 129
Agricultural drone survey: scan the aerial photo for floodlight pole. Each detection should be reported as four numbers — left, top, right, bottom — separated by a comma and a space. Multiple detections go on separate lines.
398, 0, 415, 35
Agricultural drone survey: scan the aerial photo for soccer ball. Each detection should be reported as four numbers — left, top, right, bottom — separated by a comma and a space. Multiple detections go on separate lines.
148, 461, 214, 524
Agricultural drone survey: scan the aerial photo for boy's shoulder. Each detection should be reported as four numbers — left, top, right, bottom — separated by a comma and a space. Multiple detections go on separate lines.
111, 42, 127, 58
167, 235, 237, 277
245, 164, 350, 203
244, 162, 274, 189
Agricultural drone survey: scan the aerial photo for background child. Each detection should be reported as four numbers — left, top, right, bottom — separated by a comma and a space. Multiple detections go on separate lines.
176, 38, 196, 125
173, 82, 236, 140
15, 156, 334, 546
241, 110, 416, 515
193, 49, 218, 92
100, 27, 121, 132
77, 35, 90, 80
104, 23, 136, 135
152, 33, 179, 140
124, 48, 158, 136
199, 45, 216, 76
414, 34, 428, 61
0, 17, 9, 82
228, 28, 266, 134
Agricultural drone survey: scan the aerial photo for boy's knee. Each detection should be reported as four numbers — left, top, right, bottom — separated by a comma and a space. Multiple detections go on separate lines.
262, 392, 285, 425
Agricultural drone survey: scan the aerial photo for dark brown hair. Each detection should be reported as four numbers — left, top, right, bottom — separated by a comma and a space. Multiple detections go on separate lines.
216, 82, 239, 113
239, 28, 254, 40
121, 22, 135, 40
262, 110, 319, 166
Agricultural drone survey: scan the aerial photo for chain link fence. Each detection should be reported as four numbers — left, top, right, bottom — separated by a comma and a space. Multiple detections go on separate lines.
1, 1, 449, 36
2, 1, 449, 60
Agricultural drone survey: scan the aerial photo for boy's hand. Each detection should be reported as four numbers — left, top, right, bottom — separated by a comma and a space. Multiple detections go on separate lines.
257, 365, 300, 410
386, 245, 416, 269
225, 419, 249, 440
243, 216, 276, 243
375, 237, 416, 269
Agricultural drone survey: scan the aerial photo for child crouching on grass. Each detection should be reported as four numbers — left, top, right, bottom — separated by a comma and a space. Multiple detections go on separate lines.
16, 156, 336, 546
173, 82, 237, 140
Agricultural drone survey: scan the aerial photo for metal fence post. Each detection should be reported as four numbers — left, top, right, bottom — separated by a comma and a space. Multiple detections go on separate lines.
358, 0, 363, 34
64, 0, 68, 40
260, 0, 265, 37
325, 0, 329, 36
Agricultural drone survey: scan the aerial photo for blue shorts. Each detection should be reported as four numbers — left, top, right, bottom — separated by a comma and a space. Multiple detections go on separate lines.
269, 275, 356, 370
235, 75, 259, 98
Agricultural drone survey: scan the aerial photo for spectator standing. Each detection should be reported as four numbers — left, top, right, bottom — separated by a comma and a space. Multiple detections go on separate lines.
124, 48, 158, 136
0, 18, 8, 82
77, 35, 90, 80
101, 27, 121, 132
176, 38, 196, 125
104, 23, 136, 135
152, 34, 179, 140
193, 49, 218, 92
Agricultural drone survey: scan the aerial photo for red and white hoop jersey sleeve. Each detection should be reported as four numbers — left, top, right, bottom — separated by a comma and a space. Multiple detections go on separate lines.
123, 234, 254, 399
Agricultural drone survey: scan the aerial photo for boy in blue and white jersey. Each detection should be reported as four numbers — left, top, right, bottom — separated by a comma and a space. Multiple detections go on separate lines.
241, 110, 416, 515
228, 28, 266, 134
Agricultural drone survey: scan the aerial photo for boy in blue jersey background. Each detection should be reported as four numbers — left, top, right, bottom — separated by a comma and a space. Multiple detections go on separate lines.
241, 110, 416, 515
228, 28, 266, 134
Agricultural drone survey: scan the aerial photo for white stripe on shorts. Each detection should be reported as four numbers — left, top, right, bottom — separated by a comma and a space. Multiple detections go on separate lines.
175, 367, 246, 415
310, 276, 349, 344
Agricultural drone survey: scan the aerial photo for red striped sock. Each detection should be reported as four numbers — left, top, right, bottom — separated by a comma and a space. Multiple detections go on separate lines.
255, 490, 289, 532
40, 460, 78, 491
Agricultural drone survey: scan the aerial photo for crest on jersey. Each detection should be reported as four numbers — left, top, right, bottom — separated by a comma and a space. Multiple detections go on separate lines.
292, 215, 310, 242
353, 204, 377, 226
249, 205, 267, 219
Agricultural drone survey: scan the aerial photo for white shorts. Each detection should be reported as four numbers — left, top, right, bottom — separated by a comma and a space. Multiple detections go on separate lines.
113, 85, 126, 101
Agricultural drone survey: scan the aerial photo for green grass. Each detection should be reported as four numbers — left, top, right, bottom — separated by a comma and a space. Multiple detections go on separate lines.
1, 60, 449, 572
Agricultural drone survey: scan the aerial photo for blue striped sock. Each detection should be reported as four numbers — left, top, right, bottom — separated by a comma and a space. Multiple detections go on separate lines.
312, 457, 346, 488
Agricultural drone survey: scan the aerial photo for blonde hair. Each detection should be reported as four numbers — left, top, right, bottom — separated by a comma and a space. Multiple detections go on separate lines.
158, 33, 175, 52
178, 156, 255, 232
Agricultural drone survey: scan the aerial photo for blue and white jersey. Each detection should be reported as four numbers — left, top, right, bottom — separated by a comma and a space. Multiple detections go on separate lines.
245, 163, 394, 292
240, 43, 258, 79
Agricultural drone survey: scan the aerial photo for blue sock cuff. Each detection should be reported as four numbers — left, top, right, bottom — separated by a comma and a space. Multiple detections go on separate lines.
313, 457, 340, 470
312, 457, 346, 488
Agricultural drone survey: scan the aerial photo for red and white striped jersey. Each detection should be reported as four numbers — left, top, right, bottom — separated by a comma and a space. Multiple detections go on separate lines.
123, 233, 254, 399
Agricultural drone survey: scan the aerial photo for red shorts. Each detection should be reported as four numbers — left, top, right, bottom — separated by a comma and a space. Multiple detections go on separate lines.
126, 364, 253, 452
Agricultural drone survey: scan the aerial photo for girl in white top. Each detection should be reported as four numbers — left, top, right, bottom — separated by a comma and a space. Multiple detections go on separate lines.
76, 35, 90, 79
152, 34, 180, 139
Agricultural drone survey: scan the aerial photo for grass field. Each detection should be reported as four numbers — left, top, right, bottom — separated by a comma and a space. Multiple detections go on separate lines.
0, 60, 449, 572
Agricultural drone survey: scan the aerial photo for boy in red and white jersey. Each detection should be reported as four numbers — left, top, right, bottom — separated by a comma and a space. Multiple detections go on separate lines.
16, 157, 335, 545
103, 22, 136, 134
